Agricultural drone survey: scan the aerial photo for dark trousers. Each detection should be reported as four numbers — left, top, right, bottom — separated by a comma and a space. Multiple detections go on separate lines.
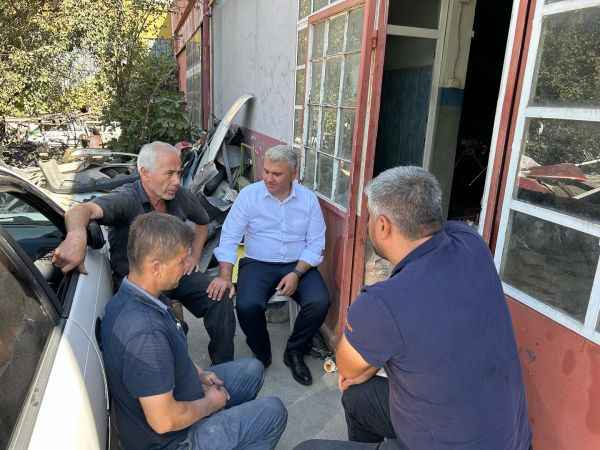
296, 377, 534, 450
114, 271, 236, 365
294, 376, 406, 450
166, 271, 236, 364
236, 258, 329, 363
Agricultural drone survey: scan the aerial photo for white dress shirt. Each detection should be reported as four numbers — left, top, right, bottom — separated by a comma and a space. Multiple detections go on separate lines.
214, 181, 326, 266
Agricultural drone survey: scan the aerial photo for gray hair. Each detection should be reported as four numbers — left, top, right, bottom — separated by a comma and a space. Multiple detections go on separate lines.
128, 212, 194, 271
366, 166, 444, 240
137, 141, 180, 172
264, 145, 299, 171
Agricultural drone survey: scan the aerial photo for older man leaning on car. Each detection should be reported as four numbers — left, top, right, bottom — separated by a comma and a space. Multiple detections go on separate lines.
101, 212, 287, 450
52, 141, 235, 364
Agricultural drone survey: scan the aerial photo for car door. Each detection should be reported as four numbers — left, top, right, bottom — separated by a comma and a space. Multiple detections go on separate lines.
0, 170, 112, 449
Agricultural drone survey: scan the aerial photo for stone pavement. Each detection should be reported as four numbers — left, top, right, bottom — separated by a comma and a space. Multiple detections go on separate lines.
185, 310, 347, 449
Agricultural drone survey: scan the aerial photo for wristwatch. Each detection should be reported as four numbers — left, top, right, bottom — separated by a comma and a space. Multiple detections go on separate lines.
292, 268, 305, 279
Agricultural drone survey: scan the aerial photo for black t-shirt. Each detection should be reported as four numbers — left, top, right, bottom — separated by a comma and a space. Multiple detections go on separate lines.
93, 180, 209, 277
346, 222, 532, 450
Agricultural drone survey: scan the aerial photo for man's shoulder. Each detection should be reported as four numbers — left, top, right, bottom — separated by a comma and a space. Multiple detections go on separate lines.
92, 181, 139, 206
103, 292, 168, 341
293, 181, 318, 199
236, 181, 265, 200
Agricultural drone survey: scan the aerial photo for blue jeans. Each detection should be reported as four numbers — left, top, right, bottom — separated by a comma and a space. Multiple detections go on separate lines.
178, 358, 287, 450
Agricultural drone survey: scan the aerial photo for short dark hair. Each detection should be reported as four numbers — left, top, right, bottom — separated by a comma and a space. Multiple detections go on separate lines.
366, 166, 444, 240
127, 212, 194, 271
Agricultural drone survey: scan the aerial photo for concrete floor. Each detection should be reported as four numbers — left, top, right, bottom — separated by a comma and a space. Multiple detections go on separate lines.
185, 310, 347, 449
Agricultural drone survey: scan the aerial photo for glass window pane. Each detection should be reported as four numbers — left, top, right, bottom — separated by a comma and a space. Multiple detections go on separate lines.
346, 7, 364, 53
0, 253, 54, 448
532, 7, 600, 107
310, 61, 322, 104
299, 0, 311, 20
323, 57, 342, 106
515, 118, 600, 223
339, 109, 355, 160
342, 53, 361, 107
320, 107, 337, 155
295, 69, 306, 106
317, 153, 334, 198
500, 211, 599, 323
307, 106, 320, 148
327, 14, 346, 55
389, 0, 441, 29
313, 22, 326, 59
313, 0, 329, 13
303, 147, 317, 189
294, 109, 304, 146
334, 159, 351, 207
297, 28, 308, 66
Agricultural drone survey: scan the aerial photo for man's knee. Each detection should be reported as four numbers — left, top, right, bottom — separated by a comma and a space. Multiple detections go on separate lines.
235, 297, 265, 317
341, 383, 369, 414
259, 396, 288, 430
239, 357, 265, 385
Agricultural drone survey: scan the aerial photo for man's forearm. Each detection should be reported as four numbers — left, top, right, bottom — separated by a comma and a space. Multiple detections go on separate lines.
345, 365, 378, 382
218, 262, 234, 280
191, 224, 209, 260
160, 397, 219, 433
65, 204, 93, 238
294, 260, 312, 274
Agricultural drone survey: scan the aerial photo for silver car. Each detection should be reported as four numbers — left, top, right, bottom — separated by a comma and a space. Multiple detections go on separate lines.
0, 166, 113, 449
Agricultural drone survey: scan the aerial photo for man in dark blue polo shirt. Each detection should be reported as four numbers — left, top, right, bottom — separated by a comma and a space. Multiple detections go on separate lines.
295, 167, 531, 450
101, 212, 287, 450
53, 141, 235, 364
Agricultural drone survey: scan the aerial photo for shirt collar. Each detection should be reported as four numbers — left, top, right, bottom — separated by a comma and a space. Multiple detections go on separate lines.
391, 226, 449, 276
133, 180, 153, 210
121, 277, 170, 312
261, 180, 298, 203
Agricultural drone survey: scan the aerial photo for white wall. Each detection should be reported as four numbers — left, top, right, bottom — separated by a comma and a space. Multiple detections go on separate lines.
212, 0, 297, 142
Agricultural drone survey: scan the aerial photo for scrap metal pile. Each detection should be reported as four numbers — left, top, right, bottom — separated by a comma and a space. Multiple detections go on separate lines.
1, 95, 256, 270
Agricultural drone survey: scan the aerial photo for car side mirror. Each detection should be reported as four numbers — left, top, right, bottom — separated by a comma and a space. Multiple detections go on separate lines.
87, 221, 105, 250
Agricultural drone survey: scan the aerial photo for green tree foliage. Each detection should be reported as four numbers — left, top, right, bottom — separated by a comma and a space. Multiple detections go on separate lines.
0, 0, 191, 152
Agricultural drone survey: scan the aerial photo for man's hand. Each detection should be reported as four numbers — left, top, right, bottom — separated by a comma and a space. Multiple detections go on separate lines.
52, 231, 88, 274
183, 255, 198, 275
207, 276, 235, 301
276, 272, 299, 297
198, 370, 224, 388
204, 384, 229, 413
337, 370, 376, 392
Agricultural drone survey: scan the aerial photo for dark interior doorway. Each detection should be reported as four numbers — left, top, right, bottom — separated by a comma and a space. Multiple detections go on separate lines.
447, 1, 513, 223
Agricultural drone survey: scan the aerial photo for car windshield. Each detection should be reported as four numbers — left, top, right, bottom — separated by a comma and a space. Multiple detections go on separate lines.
0, 193, 51, 225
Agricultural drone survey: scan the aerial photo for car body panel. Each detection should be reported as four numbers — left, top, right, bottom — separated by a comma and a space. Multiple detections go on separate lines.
0, 168, 112, 450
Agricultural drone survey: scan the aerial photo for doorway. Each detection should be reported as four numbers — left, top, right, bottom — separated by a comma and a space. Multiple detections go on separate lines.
364, 0, 513, 285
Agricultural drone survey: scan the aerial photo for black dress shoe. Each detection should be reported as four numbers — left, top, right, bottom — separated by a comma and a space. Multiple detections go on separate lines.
284, 351, 312, 385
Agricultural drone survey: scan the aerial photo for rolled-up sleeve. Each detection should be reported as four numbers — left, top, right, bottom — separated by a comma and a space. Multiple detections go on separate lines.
93, 189, 136, 226
299, 194, 326, 266
214, 190, 249, 264
178, 189, 209, 225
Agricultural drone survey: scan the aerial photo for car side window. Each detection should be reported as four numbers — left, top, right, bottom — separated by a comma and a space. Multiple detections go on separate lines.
0, 193, 65, 292
0, 252, 54, 448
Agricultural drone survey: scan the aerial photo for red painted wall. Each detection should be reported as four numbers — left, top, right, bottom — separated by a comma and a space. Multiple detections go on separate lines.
509, 299, 600, 449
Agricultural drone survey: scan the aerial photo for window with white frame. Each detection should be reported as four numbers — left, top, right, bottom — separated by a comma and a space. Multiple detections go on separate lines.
186, 30, 202, 128
495, 1, 600, 341
293, 1, 364, 209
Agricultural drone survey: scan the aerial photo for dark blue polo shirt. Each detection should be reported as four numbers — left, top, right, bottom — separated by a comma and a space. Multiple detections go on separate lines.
346, 221, 531, 450
101, 279, 203, 450
93, 180, 209, 278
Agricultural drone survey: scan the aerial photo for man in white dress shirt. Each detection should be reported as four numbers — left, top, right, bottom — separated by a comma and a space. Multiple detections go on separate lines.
207, 145, 329, 385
